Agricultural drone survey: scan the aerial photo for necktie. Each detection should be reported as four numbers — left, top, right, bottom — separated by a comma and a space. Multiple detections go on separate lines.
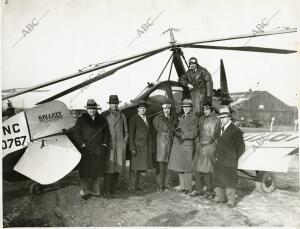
143, 116, 148, 125
221, 125, 225, 135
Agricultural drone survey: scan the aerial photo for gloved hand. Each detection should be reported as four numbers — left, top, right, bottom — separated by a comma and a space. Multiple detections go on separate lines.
178, 138, 184, 144
175, 128, 183, 139
131, 150, 137, 157
206, 96, 212, 105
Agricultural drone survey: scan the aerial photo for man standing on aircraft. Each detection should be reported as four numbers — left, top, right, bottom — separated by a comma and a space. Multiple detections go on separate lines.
212, 106, 245, 208
128, 100, 153, 192
103, 95, 129, 198
191, 102, 220, 199
179, 57, 213, 116
168, 99, 199, 194
152, 100, 178, 192
73, 99, 110, 200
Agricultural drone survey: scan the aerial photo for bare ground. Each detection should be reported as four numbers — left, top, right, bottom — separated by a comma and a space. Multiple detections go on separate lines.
3, 154, 299, 227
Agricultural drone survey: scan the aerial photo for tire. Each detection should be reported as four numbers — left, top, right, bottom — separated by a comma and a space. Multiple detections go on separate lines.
255, 171, 276, 193
29, 182, 43, 195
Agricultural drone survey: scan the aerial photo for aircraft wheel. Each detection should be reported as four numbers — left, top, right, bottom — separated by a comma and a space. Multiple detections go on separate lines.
29, 182, 43, 195
255, 171, 276, 193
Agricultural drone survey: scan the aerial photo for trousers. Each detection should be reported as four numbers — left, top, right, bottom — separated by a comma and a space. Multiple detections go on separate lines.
179, 172, 192, 190
103, 173, 119, 194
215, 187, 236, 204
156, 162, 170, 188
195, 172, 213, 193
80, 177, 101, 196
129, 171, 142, 189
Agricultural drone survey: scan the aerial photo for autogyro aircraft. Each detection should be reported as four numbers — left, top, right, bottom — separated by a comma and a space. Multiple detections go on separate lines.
2, 27, 298, 194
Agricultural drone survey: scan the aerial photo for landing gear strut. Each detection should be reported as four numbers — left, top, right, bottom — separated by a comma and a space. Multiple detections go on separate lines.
29, 182, 43, 195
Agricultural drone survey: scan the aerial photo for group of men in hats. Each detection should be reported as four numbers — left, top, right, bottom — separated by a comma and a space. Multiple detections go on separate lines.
73, 56, 244, 207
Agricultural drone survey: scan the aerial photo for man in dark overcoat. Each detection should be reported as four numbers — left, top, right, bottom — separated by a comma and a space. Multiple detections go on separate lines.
179, 57, 213, 116
128, 100, 153, 191
152, 101, 178, 191
73, 99, 110, 200
103, 95, 128, 198
212, 106, 245, 207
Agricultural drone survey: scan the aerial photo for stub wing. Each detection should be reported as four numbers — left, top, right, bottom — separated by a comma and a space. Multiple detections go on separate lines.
238, 132, 299, 173
13, 135, 81, 185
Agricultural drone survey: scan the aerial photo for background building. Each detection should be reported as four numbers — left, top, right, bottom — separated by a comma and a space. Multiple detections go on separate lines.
230, 90, 298, 127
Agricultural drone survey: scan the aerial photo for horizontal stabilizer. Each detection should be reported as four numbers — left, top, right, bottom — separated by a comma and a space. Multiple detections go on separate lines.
13, 135, 81, 185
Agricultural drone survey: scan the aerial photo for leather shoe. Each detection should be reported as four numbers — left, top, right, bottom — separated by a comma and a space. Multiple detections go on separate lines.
212, 198, 226, 204
189, 191, 200, 197
80, 194, 90, 200
227, 203, 236, 208
184, 190, 193, 194
127, 187, 136, 192
103, 193, 112, 199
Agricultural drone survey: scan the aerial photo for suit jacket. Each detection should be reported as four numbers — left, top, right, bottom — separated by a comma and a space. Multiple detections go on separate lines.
129, 114, 153, 171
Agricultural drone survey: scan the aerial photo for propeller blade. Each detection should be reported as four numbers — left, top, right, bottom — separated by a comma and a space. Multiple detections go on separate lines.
2, 45, 172, 100
181, 44, 297, 54
36, 49, 164, 105
178, 27, 297, 46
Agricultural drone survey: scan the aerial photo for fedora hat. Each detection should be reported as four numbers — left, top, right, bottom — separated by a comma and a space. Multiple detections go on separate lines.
137, 100, 147, 108
84, 99, 100, 109
218, 106, 232, 118
180, 99, 193, 107
107, 95, 121, 104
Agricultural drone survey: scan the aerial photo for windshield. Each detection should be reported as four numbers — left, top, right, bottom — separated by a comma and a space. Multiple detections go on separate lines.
132, 82, 157, 102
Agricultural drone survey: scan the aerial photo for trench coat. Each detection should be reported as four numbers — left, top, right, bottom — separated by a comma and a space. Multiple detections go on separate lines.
179, 65, 213, 114
192, 112, 220, 173
129, 114, 153, 171
212, 122, 245, 188
104, 109, 129, 174
152, 113, 178, 162
73, 112, 110, 178
168, 112, 198, 172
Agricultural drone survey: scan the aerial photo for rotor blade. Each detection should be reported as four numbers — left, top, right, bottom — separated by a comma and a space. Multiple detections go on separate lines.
181, 44, 297, 54
2, 45, 172, 101
179, 28, 297, 46
36, 50, 164, 105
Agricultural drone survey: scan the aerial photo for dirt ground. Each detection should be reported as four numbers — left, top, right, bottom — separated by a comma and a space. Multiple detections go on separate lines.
2, 153, 299, 227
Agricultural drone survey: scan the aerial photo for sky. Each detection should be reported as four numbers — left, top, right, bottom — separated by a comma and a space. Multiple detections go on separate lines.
1, 0, 300, 110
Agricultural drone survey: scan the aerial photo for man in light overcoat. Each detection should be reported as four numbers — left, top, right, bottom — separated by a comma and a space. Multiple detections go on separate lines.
191, 103, 220, 199
153, 101, 178, 191
104, 95, 129, 198
168, 99, 199, 194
